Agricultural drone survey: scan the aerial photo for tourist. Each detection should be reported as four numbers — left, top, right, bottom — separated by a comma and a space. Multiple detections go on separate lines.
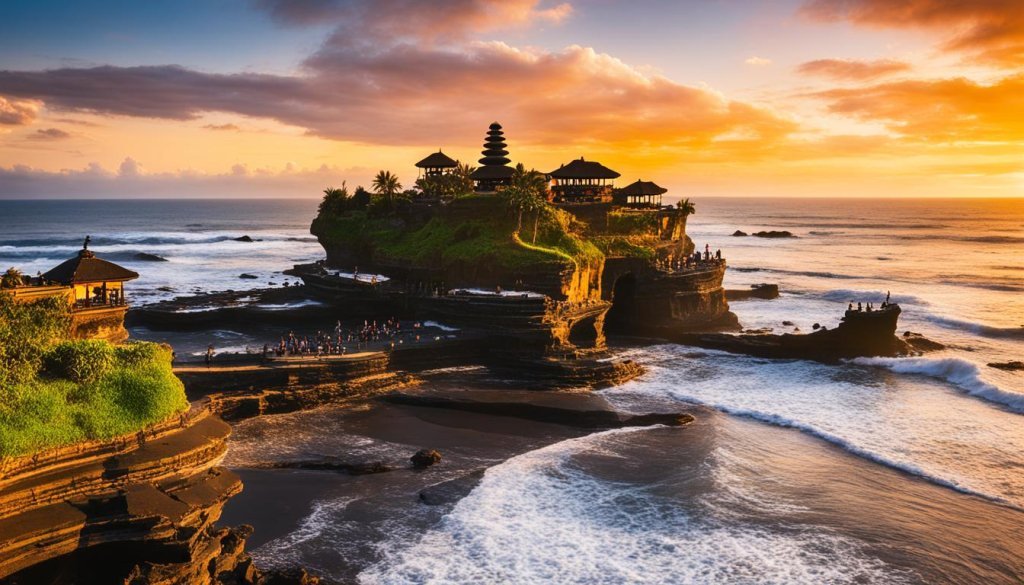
716, 249, 722, 261
205, 344, 214, 366
857, 302, 862, 311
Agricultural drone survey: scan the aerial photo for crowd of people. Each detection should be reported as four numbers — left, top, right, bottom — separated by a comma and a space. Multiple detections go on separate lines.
265, 317, 437, 358
657, 243, 724, 272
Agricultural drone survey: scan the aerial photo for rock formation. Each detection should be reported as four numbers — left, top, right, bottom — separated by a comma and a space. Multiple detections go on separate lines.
0, 404, 316, 584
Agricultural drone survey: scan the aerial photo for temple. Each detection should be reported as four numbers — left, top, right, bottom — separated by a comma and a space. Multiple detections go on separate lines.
469, 122, 515, 192
4, 236, 138, 342
549, 157, 621, 204
616, 179, 667, 209
414, 150, 458, 178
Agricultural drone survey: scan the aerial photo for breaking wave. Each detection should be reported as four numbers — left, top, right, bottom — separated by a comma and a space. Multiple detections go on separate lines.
852, 356, 1024, 414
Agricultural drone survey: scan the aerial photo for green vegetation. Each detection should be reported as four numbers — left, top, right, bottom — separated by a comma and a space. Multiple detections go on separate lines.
0, 293, 188, 457
676, 197, 696, 216
606, 210, 659, 235
592, 236, 659, 260
1, 267, 24, 289
415, 163, 476, 200
313, 194, 602, 272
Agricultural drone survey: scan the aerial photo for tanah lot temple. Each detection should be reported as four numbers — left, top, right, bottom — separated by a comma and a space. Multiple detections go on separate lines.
3, 236, 139, 342
410, 121, 683, 243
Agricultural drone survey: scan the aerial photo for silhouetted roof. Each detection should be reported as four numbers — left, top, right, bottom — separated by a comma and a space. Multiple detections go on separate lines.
618, 180, 667, 196
549, 157, 620, 179
43, 249, 139, 284
469, 165, 516, 180
415, 150, 458, 168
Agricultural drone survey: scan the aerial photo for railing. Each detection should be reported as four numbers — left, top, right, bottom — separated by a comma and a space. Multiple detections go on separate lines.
74, 298, 128, 310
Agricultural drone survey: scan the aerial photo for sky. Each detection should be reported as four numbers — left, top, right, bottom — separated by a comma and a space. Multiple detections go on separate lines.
0, 0, 1022, 199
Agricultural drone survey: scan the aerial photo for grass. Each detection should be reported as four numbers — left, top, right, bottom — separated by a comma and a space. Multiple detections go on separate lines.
312, 195, 604, 272
0, 293, 188, 458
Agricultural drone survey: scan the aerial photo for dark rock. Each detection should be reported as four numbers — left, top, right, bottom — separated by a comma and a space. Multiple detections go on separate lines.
157, 286, 175, 292
258, 459, 393, 475
259, 567, 322, 584
732, 230, 748, 237
620, 413, 695, 427
753, 230, 796, 238
134, 252, 168, 262
239, 273, 259, 279
725, 283, 779, 301
233, 235, 254, 242
812, 323, 821, 330
902, 331, 946, 352
782, 320, 795, 327
988, 361, 1024, 372
411, 449, 443, 468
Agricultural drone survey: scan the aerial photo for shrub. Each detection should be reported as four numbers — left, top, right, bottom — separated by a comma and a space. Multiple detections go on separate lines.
0, 293, 72, 389
114, 341, 166, 367
44, 340, 115, 383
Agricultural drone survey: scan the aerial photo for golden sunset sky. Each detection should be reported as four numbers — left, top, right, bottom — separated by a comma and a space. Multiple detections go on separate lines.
0, 0, 1022, 198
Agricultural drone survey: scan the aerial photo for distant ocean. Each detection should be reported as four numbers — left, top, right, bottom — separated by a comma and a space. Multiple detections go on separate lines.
4, 197, 1023, 583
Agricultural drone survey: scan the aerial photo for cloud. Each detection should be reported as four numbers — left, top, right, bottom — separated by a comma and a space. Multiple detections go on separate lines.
256, 0, 572, 43
797, 58, 911, 80
810, 73, 1024, 142
0, 96, 40, 126
28, 127, 71, 140
745, 56, 772, 66
0, 160, 360, 198
801, 0, 1024, 66
0, 43, 796, 150
203, 123, 241, 131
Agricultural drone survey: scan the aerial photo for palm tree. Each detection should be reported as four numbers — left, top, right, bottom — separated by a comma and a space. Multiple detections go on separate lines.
453, 162, 476, 197
318, 182, 349, 215
1, 267, 23, 289
676, 198, 696, 216
372, 170, 402, 208
504, 164, 549, 242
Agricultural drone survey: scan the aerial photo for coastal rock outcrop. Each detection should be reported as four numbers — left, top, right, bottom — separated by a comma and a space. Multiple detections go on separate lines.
726, 283, 779, 301
134, 252, 169, 262
988, 361, 1024, 372
732, 230, 748, 237
671, 304, 928, 361
752, 230, 796, 238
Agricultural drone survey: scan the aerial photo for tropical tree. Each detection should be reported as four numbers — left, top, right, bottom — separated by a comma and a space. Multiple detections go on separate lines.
676, 198, 696, 216
503, 164, 549, 242
1, 267, 23, 289
372, 170, 402, 209
453, 162, 477, 195
318, 182, 349, 216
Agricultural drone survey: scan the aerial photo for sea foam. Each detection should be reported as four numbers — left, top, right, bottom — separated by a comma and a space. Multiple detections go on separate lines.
852, 356, 1024, 414
360, 428, 913, 585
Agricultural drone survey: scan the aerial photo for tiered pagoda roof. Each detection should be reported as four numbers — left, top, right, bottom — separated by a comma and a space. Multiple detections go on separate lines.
549, 158, 620, 180
470, 122, 515, 182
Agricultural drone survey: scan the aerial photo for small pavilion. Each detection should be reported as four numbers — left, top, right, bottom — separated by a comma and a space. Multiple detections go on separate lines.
548, 158, 620, 203
470, 122, 515, 192
415, 150, 459, 178
616, 180, 668, 209
42, 236, 139, 310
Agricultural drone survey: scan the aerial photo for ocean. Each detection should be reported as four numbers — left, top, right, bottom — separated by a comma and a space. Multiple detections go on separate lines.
3, 197, 1023, 583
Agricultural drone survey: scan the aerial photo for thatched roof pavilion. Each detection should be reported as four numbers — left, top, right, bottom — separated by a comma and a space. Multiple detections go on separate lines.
415, 150, 458, 177
42, 236, 138, 309
616, 179, 667, 208
548, 157, 620, 203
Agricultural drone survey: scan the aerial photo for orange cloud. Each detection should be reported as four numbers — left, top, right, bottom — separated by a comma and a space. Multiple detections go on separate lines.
0, 43, 796, 151
797, 58, 911, 80
802, 0, 1024, 66
811, 73, 1024, 142
0, 96, 40, 126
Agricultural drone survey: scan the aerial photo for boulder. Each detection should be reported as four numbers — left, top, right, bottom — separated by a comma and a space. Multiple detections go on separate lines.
782, 320, 795, 326
410, 449, 443, 468
988, 361, 1024, 372
239, 273, 259, 279
134, 252, 168, 262
233, 235, 254, 242
732, 230, 748, 237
